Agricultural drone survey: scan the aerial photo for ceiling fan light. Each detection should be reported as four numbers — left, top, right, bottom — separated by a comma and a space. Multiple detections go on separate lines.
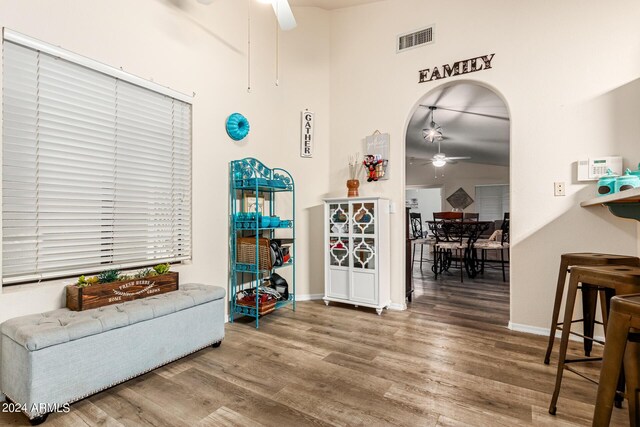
432, 158, 447, 167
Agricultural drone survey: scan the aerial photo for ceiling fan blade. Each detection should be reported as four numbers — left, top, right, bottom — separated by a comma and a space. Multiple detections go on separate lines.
272, 0, 297, 31
435, 107, 509, 121
445, 156, 471, 161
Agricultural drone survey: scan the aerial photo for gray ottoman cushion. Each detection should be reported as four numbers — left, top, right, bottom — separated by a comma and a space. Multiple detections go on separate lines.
2, 283, 224, 351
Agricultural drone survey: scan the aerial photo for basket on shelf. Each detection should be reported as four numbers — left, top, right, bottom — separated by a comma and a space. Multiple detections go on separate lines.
236, 298, 277, 315
236, 237, 273, 270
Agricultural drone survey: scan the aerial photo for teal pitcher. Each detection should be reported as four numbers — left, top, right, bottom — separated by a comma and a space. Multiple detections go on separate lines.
615, 168, 640, 192
597, 169, 618, 196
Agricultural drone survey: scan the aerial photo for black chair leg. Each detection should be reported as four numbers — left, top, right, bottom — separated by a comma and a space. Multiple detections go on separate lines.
412, 243, 416, 269
433, 248, 439, 278
420, 244, 424, 270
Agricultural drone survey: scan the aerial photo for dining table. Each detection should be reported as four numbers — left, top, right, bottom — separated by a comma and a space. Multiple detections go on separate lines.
425, 220, 493, 280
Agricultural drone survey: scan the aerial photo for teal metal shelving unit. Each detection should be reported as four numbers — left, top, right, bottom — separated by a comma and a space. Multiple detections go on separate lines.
229, 158, 296, 328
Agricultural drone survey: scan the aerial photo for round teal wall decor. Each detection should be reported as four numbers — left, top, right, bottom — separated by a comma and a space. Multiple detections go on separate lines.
226, 113, 250, 141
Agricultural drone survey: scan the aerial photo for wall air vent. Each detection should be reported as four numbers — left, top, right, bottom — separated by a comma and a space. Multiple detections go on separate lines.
397, 26, 434, 53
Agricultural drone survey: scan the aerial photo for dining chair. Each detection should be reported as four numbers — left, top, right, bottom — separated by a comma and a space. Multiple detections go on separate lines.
464, 221, 492, 278
475, 213, 510, 281
433, 211, 463, 221
463, 212, 479, 221
409, 212, 431, 270
427, 220, 466, 282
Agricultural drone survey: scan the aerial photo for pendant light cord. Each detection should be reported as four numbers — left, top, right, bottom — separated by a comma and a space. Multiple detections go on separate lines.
275, 14, 279, 86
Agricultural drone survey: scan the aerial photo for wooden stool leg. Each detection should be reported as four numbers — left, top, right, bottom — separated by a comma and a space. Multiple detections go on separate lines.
604, 288, 627, 409
624, 336, 640, 427
545, 258, 570, 365
583, 285, 599, 357
600, 289, 609, 332
592, 310, 631, 427
549, 272, 581, 415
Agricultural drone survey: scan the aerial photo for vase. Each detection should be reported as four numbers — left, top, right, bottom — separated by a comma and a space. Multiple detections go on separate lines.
347, 179, 360, 197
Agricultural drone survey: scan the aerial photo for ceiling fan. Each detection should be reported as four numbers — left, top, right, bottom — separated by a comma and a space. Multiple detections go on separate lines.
421, 139, 471, 167
197, 0, 297, 31
419, 104, 509, 121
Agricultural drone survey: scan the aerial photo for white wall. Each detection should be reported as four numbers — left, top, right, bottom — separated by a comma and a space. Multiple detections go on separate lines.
329, 0, 640, 326
0, 0, 330, 322
406, 187, 441, 230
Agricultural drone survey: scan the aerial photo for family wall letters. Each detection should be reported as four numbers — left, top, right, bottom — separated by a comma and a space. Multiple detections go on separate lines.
418, 54, 495, 83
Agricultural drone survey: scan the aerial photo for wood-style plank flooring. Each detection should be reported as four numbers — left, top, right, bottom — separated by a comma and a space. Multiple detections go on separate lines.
0, 267, 628, 426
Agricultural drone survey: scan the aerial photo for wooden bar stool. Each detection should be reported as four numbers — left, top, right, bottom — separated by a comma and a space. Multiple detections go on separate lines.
544, 253, 640, 365
549, 265, 640, 416
593, 294, 640, 427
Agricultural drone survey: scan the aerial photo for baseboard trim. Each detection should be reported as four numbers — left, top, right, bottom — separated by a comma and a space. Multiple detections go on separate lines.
508, 321, 604, 343
296, 293, 323, 301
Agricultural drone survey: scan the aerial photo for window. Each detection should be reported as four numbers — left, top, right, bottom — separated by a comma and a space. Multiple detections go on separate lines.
475, 184, 509, 221
2, 30, 192, 285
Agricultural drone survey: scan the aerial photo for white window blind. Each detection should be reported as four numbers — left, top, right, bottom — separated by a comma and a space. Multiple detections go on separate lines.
475, 184, 509, 221
2, 35, 192, 285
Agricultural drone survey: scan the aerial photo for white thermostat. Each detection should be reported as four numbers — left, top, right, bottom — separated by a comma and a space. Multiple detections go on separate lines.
577, 156, 623, 181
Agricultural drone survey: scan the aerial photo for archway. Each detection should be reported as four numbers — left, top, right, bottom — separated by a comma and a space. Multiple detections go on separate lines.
403, 80, 511, 324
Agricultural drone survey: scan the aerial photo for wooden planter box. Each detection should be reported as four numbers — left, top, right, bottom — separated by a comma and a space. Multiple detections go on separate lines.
66, 272, 179, 311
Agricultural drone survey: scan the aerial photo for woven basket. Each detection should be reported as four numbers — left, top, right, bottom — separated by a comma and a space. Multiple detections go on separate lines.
237, 237, 272, 270
236, 298, 276, 315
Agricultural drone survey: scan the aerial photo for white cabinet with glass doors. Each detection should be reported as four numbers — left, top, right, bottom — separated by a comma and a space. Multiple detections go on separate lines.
323, 197, 391, 315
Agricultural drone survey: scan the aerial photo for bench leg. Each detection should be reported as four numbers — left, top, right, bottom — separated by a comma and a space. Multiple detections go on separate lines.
211, 340, 222, 348
29, 413, 49, 426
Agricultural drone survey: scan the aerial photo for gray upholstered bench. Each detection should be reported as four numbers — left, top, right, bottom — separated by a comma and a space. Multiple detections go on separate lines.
0, 283, 225, 425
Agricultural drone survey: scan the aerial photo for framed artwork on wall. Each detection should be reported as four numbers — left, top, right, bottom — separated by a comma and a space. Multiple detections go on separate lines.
447, 187, 474, 210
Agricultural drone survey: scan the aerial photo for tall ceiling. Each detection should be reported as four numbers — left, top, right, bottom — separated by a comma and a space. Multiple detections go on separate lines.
290, 0, 384, 10
406, 83, 510, 167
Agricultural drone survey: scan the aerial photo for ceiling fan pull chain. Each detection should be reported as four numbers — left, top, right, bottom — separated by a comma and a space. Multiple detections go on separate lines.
247, 0, 252, 93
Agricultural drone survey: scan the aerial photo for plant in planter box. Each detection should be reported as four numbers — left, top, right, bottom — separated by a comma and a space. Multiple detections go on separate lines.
153, 263, 171, 275
136, 268, 152, 278
76, 275, 99, 288
98, 269, 120, 284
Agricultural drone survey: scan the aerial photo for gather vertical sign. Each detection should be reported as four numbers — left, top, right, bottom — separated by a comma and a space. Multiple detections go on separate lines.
300, 110, 314, 158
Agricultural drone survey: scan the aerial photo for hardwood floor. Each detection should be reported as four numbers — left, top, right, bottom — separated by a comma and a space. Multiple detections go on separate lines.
0, 268, 628, 426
